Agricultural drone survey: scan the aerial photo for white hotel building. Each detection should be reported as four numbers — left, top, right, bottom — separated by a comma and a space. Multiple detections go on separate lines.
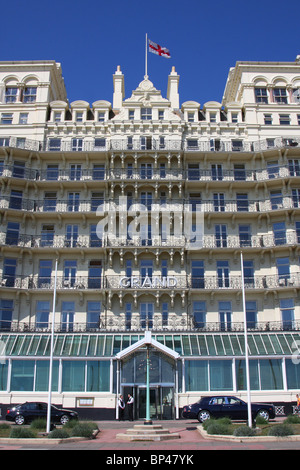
1, 58, 300, 419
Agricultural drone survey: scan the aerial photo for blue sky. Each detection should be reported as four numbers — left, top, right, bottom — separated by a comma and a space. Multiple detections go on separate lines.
2, 0, 299, 107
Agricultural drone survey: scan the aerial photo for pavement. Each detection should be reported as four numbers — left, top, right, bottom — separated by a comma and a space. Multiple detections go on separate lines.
1, 417, 300, 452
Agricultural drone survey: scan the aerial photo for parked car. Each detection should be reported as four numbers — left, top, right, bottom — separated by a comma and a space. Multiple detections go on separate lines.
182, 395, 275, 423
6, 402, 78, 425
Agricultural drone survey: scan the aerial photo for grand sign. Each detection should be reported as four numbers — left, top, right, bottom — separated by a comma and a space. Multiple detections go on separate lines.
119, 276, 178, 289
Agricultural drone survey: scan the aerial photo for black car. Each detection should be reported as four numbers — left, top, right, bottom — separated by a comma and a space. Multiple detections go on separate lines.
6, 402, 78, 425
182, 395, 275, 423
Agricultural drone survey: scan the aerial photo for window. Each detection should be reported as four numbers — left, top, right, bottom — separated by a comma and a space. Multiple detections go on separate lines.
46, 164, 59, 180
6, 222, 19, 245
54, 112, 61, 122
246, 301, 257, 328
280, 298, 294, 329
38, 260, 52, 287
48, 138, 61, 151
273, 222, 286, 245
236, 193, 248, 211
19, 113, 28, 124
279, 114, 290, 125
191, 260, 204, 288
239, 224, 251, 247
44, 192, 57, 212
158, 110, 164, 120
215, 224, 227, 247
64, 260, 77, 288
188, 164, 200, 180
0, 138, 9, 147
217, 260, 229, 288
140, 303, 154, 329
94, 138, 106, 149
186, 139, 198, 150
140, 163, 152, 179
267, 161, 279, 179
90, 224, 102, 247
129, 110, 134, 120
193, 301, 206, 328
0, 299, 13, 330
1, 113, 13, 124
91, 192, 104, 211
12, 161, 25, 178
274, 88, 287, 104
93, 164, 105, 180
87, 301, 101, 329
141, 108, 152, 120
140, 260, 153, 282
125, 302, 132, 330
23, 87, 37, 103
210, 112, 216, 123
211, 164, 223, 181
231, 140, 243, 151
88, 260, 102, 288
213, 193, 225, 212
270, 190, 282, 209
188, 112, 194, 122
231, 113, 238, 123
41, 224, 54, 247
255, 87, 268, 103
9, 190, 22, 210
140, 136, 152, 150
219, 301, 231, 331
68, 192, 80, 212
61, 301, 75, 332
243, 260, 254, 288
289, 159, 300, 176
292, 189, 300, 208
66, 224, 78, 247
75, 111, 83, 122
98, 112, 105, 122
5, 87, 18, 103
276, 257, 290, 284
264, 114, 272, 125
162, 302, 168, 327
36, 301, 50, 328
71, 139, 83, 152
234, 164, 246, 180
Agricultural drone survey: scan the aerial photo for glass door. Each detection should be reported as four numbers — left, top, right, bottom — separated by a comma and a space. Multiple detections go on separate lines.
138, 387, 157, 420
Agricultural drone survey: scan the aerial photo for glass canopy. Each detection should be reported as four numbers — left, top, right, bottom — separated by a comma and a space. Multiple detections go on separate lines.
0, 331, 299, 358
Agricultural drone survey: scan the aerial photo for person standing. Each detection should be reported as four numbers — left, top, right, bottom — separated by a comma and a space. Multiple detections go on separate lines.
118, 395, 125, 421
127, 393, 134, 421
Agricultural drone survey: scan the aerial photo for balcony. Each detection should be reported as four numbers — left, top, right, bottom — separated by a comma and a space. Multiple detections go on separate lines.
1, 318, 300, 334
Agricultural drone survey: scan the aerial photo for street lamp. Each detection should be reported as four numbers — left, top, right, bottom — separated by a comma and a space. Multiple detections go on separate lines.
144, 329, 152, 425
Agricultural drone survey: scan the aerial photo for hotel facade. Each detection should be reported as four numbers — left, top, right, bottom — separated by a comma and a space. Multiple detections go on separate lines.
1, 58, 300, 419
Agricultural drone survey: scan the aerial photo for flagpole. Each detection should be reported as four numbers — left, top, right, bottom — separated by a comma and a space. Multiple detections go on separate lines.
241, 251, 252, 428
145, 33, 148, 79
46, 258, 58, 433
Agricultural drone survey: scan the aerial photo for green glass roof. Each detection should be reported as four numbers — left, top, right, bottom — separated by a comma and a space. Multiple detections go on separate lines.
0, 332, 299, 358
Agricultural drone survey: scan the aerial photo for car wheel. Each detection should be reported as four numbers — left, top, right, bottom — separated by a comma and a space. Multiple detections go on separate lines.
60, 415, 70, 425
15, 415, 25, 425
198, 410, 211, 423
256, 409, 270, 421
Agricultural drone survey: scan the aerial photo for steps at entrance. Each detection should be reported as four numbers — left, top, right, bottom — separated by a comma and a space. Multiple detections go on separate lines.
116, 424, 180, 441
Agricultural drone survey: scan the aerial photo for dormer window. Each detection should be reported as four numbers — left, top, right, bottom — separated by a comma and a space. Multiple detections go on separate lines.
129, 110, 134, 120
76, 111, 83, 122
188, 112, 194, 122
141, 108, 152, 120
158, 110, 164, 120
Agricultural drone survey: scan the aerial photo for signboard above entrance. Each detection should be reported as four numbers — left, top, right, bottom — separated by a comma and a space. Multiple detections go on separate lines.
119, 276, 178, 289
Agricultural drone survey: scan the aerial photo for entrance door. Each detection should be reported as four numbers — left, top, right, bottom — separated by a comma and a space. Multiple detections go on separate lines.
138, 387, 157, 420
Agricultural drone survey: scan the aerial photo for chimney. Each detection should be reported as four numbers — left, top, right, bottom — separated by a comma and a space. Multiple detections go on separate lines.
167, 66, 180, 109
113, 65, 125, 110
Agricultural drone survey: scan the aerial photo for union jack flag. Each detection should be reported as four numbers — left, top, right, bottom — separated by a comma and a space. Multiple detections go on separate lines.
148, 39, 171, 58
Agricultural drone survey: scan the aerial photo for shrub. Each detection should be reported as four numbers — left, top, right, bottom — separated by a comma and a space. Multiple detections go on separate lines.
48, 428, 69, 439
202, 417, 231, 431
267, 424, 294, 437
0, 423, 10, 430
30, 418, 47, 430
233, 425, 256, 437
70, 422, 96, 439
255, 415, 269, 425
206, 422, 231, 435
284, 414, 300, 424
10, 427, 36, 439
